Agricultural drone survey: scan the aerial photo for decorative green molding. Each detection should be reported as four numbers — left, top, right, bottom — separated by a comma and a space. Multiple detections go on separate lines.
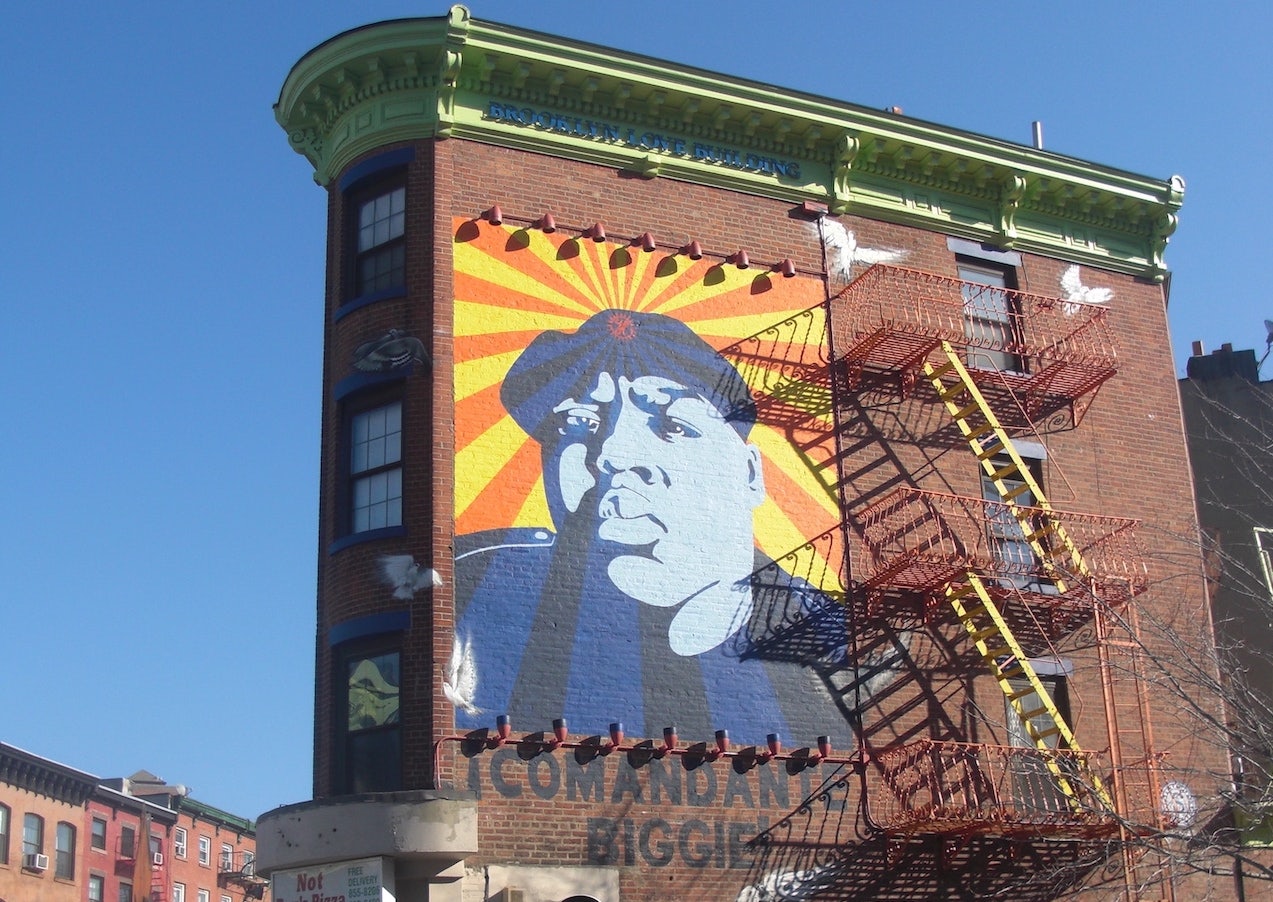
276, 4, 1184, 280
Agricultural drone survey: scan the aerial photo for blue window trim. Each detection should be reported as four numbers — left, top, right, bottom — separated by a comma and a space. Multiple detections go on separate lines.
339, 147, 415, 193
329, 610, 410, 647
334, 284, 408, 322
333, 369, 409, 403
328, 525, 406, 556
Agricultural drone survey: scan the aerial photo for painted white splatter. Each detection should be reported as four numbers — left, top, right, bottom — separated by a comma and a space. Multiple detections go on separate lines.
736, 861, 840, 901
443, 634, 482, 715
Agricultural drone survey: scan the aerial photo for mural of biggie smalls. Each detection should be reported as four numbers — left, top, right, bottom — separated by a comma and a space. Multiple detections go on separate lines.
453, 219, 855, 750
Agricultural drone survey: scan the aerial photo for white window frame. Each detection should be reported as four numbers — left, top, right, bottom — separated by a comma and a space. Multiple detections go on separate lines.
172, 883, 186, 902
173, 826, 187, 859
197, 834, 211, 867
197, 890, 211, 902
220, 842, 234, 872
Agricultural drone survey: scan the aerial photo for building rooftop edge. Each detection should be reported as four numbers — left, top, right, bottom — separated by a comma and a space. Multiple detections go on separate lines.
275, 5, 1183, 281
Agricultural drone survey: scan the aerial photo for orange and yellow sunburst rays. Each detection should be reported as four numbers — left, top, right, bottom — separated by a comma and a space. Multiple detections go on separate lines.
453, 217, 845, 594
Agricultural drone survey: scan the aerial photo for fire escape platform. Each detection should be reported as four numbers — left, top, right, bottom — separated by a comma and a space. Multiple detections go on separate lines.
831, 265, 1118, 425
855, 488, 1148, 648
868, 740, 1148, 840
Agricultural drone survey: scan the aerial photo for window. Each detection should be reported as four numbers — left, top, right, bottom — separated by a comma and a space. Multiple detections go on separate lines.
338, 641, 402, 793
959, 260, 1023, 373
198, 835, 211, 866
198, 889, 211, 902
222, 895, 233, 902
350, 401, 403, 533
220, 842, 233, 872
119, 883, 133, 902
173, 827, 187, 859
981, 453, 1055, 594
172, 883, 186, 902
89, 875, 105, 902
120, 824, 135, 858
1005, 665, 1073, 814
0, 803, 8, 864
91, 817, 107, 851
354, 185, 406, 297
55, 822, 75, 879
22, 812, 43, 855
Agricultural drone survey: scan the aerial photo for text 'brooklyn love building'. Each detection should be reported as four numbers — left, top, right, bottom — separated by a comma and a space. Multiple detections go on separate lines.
259, 6, 1237, 900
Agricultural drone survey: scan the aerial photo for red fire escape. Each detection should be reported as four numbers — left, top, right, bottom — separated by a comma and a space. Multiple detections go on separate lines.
842, 264, 1165, 899
729, 263, 1170, 900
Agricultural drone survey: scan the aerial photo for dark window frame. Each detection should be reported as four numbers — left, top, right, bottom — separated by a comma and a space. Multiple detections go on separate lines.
345, 177, 408, 304
55, 821, 75, 879
22, 812, 43, 856
334, 634, 404, 794
335, 386, 407, 545
90, 816, 107, 851
0, 803, 9, 865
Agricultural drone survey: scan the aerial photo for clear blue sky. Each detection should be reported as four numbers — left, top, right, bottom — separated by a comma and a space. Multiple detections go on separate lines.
2, 1, 1268, 820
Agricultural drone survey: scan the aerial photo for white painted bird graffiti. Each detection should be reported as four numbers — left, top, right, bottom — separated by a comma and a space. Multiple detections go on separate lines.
816, 218, 905, 282
377, 555, 442, 600
1059, 264, 1113, 315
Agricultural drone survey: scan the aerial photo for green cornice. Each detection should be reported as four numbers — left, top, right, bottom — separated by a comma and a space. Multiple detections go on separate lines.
276, 5, 1183, 281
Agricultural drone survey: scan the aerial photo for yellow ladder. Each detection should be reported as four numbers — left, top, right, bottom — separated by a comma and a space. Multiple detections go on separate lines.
922, 342, 1112, 810
922, 343, 1091, 591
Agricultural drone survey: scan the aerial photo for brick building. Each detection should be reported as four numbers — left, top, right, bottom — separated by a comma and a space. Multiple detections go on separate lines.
0, 743, 261, 902
262, 7, 1234, 900
1180, 341, 1273, 860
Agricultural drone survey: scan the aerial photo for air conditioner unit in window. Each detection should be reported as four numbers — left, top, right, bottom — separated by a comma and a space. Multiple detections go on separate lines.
24, 852, 49, 871
153, 852, 165, 865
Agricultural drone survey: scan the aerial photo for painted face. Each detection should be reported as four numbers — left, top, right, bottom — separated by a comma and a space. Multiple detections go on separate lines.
546, 372, 766, 619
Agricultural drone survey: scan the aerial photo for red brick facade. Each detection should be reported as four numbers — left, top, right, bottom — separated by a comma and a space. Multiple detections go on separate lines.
300, 133, 1234, 900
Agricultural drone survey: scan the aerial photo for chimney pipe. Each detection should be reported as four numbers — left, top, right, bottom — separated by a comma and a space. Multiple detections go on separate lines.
1031, 121, 1044, 149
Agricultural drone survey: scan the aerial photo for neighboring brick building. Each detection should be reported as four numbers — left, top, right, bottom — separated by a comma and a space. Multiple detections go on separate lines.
1181, 343, 1273, 697
1180, 341, 1273, 860
0, 744, 261, 902
264, 7, 1233, 900
0, 743, 96, 902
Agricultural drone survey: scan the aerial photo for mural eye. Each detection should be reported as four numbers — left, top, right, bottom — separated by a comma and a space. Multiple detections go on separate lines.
558, 410, 600, 438
656, 416, 701, 440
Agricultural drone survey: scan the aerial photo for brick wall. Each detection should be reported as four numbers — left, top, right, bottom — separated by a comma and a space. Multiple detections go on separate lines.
307, 135, 1233, 900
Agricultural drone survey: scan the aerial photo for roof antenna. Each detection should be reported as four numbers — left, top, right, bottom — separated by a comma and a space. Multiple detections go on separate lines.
1259, 319, 1273, 373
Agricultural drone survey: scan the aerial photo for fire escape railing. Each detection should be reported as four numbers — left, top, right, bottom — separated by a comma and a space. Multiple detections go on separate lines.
857, 487, 1149, 605
830, 264, 1118, 423
868, 740, 1162, 839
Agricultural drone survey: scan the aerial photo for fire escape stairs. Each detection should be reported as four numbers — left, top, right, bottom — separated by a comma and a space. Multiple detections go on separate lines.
922, 342, 1111, 811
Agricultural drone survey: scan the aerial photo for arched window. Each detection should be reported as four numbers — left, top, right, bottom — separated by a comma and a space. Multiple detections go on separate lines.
56, 821, 76, 878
